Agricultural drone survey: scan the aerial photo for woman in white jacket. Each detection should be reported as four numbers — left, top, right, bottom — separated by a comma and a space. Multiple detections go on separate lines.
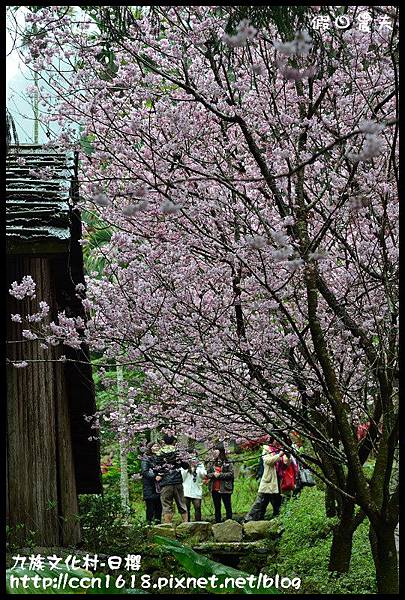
181, 458, 207, 522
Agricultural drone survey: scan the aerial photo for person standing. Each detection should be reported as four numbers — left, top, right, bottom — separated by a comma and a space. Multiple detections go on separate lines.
289, 431, 304, 496
140, 442, 162, 524
207, 443, 234, 523
181, 457, 207, 521
244, 440, 286, 522
155, 434, 189, 523
280, 454, 298, 498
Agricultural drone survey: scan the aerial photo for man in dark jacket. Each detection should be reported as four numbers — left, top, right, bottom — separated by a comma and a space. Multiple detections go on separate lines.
141, 442, 162, 524
155, 434, 189, 523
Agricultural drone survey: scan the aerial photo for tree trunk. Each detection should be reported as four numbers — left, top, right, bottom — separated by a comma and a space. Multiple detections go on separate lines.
328, 498, 356, 573
325, 485, 338, 517
116, 364, 130, 515
119, 443, 129, 514
369, 521, 398, 594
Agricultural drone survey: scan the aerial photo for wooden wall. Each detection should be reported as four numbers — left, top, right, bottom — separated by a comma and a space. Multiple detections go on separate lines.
7, 256, 80, 546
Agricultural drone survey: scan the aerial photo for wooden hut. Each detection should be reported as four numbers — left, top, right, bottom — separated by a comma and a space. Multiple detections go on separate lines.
6, 144, 102, 546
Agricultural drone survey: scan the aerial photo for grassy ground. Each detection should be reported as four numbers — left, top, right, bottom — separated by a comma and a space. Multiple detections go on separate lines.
272, 487, 376, 594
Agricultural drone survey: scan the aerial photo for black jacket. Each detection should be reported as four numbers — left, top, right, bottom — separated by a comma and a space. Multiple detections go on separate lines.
155, 446, 189, 487
141, 456, 160, 500
256, 456, 264, 480
207, 459, 234, 494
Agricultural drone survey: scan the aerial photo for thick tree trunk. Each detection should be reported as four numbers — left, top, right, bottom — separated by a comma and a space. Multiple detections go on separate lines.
369, 522, 398, 594
328, 499, 356, 573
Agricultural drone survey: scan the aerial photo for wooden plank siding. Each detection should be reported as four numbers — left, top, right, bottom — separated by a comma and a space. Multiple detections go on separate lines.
7, 256, 80, 546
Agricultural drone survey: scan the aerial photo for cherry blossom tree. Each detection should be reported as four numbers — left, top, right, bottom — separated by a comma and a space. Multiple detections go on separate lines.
9, 6, 398, 592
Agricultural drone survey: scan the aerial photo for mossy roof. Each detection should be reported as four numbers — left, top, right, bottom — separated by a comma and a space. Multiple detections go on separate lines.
6, 144, 76, 254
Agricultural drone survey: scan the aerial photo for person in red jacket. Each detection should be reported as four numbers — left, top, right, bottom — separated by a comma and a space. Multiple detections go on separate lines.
206, 443, 234, 523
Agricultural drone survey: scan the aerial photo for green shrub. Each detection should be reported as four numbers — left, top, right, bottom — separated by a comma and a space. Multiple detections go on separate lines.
78, 494, 148, 556
77, 493, 188, 583
272, 488, 376, 594
6, 522, 39, 551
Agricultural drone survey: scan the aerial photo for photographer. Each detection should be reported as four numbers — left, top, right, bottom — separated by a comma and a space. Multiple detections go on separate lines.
244, 438, 287, 522
154, 434, 189, 524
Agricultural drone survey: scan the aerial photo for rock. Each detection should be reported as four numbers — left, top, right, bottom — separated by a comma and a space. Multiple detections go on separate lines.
212, 519, 243, 542
230, 513, 246, 524
175, 521, 212, 543
243, 519, 283, 541
193, 540, 270, 554
148, 523, 176, 539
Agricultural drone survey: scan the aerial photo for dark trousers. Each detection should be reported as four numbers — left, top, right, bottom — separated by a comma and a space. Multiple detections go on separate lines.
212, 491, 232, 523
244, 492, 282, 522
185, 497, 202, 521
145, 497, 162, 524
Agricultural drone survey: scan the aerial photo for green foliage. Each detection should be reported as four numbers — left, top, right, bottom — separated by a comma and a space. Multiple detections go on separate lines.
226, 473, 259, 516
272, 488, 376, 594
99, 455, 141, 495
78, 494, 147, 555
77, 494, 190, 587
127, 451, 141, 475
6, 522, 39, 551
101, 461, 122, 488
82, 211, 114, 277
154, 536, 280, 595
80, 131, 96, 156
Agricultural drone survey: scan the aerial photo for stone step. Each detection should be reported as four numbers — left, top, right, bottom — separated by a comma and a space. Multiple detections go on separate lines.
192, 540, 273, 555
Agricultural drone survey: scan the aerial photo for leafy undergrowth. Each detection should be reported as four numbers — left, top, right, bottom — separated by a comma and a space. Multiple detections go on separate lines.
154, 536, 280, 595
273, 487, 376, 594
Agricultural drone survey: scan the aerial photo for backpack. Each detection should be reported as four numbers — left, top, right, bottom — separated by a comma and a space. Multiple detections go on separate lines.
281, 463, 296, 492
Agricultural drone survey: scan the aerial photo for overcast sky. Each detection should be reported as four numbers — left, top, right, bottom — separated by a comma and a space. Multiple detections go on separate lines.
6, 6, 98, 143
6, 7, 40, 142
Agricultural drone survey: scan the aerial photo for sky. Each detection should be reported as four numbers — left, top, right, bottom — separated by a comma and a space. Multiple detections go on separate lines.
6, 6, 98, 144
6, 8, 24, 89
6, 6, 40, 143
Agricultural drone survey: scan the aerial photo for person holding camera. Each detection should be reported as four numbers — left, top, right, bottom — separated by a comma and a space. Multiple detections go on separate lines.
206, 443, 234, 523
154, 434, 189, 524
181, 455, 207, 522
140, 441, 162, 524
244, 438, 287, 522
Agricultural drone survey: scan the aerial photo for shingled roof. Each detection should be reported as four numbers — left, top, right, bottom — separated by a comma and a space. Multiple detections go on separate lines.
6, 144, 77, 254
